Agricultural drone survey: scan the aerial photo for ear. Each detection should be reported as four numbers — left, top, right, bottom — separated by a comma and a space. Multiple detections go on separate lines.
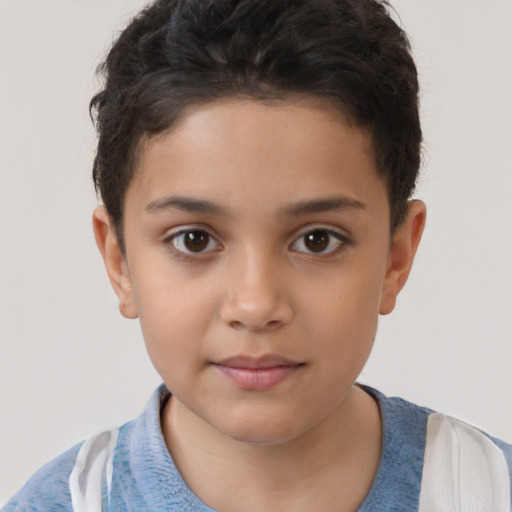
92, 206, 138, 319
379, 200, 426, 315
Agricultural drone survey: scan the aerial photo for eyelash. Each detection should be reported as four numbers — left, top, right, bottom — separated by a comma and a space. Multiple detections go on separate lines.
289, 227, 351, 257
164, 228, 222, 259
163, 226, 351, 260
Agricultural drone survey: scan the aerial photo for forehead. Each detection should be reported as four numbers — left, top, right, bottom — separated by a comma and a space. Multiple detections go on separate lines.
126, 98, 388, 221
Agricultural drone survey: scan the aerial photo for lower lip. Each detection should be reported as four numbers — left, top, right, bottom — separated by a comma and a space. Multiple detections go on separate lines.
215, 365, 301, 391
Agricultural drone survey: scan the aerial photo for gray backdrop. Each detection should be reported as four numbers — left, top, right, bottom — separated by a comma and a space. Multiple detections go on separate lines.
1, 0, 511, 503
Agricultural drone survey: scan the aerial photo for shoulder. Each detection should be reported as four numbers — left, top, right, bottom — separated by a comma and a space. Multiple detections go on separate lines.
2, 385, 167, 512
419, 413, 512, 511
359, 385, 512, 510
363, 384, 512, 467
2, 424, 138, 512
2, 441, 83, 512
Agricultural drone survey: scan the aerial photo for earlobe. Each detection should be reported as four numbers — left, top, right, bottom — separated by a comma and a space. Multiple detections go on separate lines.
379, 200, 426, 315
92, 206, 138, 319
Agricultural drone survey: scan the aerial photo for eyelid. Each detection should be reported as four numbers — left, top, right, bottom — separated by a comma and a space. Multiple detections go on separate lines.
291, 223, 350, 241
289, 225, 351, 255
163, 225, 222, 257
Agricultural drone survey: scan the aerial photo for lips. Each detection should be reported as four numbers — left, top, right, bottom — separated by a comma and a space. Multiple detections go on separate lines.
213, 355, 303, 391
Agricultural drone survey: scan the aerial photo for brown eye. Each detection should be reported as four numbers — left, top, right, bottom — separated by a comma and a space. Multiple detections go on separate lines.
170, 229, 220, 254
184, 231, 210, 252
291, 228, 346, 255
304, 230, 330, 253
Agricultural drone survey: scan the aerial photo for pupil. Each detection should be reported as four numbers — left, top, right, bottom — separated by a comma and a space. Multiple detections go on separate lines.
305, 230, 329, 252
184, 231, 209, 252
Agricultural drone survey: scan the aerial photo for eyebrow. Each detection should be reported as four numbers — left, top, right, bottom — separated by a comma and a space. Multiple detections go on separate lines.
144, 194, 367, 217
281, 196, 368, 216
145, 196, 227, 215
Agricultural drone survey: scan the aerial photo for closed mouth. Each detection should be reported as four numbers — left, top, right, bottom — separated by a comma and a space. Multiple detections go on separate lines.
213, 354, 304, 390
214, 354, 303, 369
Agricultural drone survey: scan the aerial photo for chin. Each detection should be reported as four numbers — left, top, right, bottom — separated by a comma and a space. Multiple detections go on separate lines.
213, 412, 310, 446
221, 427, 300, 446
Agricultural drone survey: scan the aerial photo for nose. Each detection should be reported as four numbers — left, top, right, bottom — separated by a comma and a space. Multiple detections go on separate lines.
219, 249, 293, 332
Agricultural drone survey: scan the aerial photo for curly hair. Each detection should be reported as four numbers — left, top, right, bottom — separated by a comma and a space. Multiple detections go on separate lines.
90, 0, 421, 246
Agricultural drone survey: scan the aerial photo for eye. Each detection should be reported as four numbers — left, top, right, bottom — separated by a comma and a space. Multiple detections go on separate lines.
291, 228, 347, 255
168, 229, 220, 254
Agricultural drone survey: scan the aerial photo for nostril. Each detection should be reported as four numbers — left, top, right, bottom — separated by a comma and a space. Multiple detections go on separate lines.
228, 318, 282, 331
229, 320, 245, 330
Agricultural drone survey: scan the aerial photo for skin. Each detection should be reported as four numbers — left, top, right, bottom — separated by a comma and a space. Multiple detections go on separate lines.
93, 98, 426, 511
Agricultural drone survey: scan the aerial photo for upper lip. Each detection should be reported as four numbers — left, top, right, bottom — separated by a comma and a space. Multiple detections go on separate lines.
214, 354, 302, 369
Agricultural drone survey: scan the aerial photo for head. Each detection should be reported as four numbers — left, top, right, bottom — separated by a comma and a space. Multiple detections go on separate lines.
92, 0, 426, 446
91, 0, 422, 249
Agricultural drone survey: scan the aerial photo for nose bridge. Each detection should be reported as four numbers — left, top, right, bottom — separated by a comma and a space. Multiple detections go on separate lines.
221, 243, 292, 330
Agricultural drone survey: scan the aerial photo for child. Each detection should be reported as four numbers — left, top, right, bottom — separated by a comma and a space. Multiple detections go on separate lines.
3, 0, 511, 510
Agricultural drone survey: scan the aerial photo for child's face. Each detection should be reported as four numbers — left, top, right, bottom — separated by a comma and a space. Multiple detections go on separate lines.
95, 99, 423, 445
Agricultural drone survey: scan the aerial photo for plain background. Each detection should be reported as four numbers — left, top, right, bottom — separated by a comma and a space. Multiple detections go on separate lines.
1, 0, 511, 504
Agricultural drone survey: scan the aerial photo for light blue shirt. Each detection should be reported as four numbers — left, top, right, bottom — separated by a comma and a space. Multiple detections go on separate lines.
3, 384, 512, 511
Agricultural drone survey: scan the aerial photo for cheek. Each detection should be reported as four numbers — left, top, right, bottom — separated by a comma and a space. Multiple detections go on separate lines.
129, 266, 218, 376
302, 259, 386, 364
308, 259, 384, 325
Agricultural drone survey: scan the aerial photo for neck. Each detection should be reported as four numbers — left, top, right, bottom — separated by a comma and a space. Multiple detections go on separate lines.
162, 385, 382, 512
